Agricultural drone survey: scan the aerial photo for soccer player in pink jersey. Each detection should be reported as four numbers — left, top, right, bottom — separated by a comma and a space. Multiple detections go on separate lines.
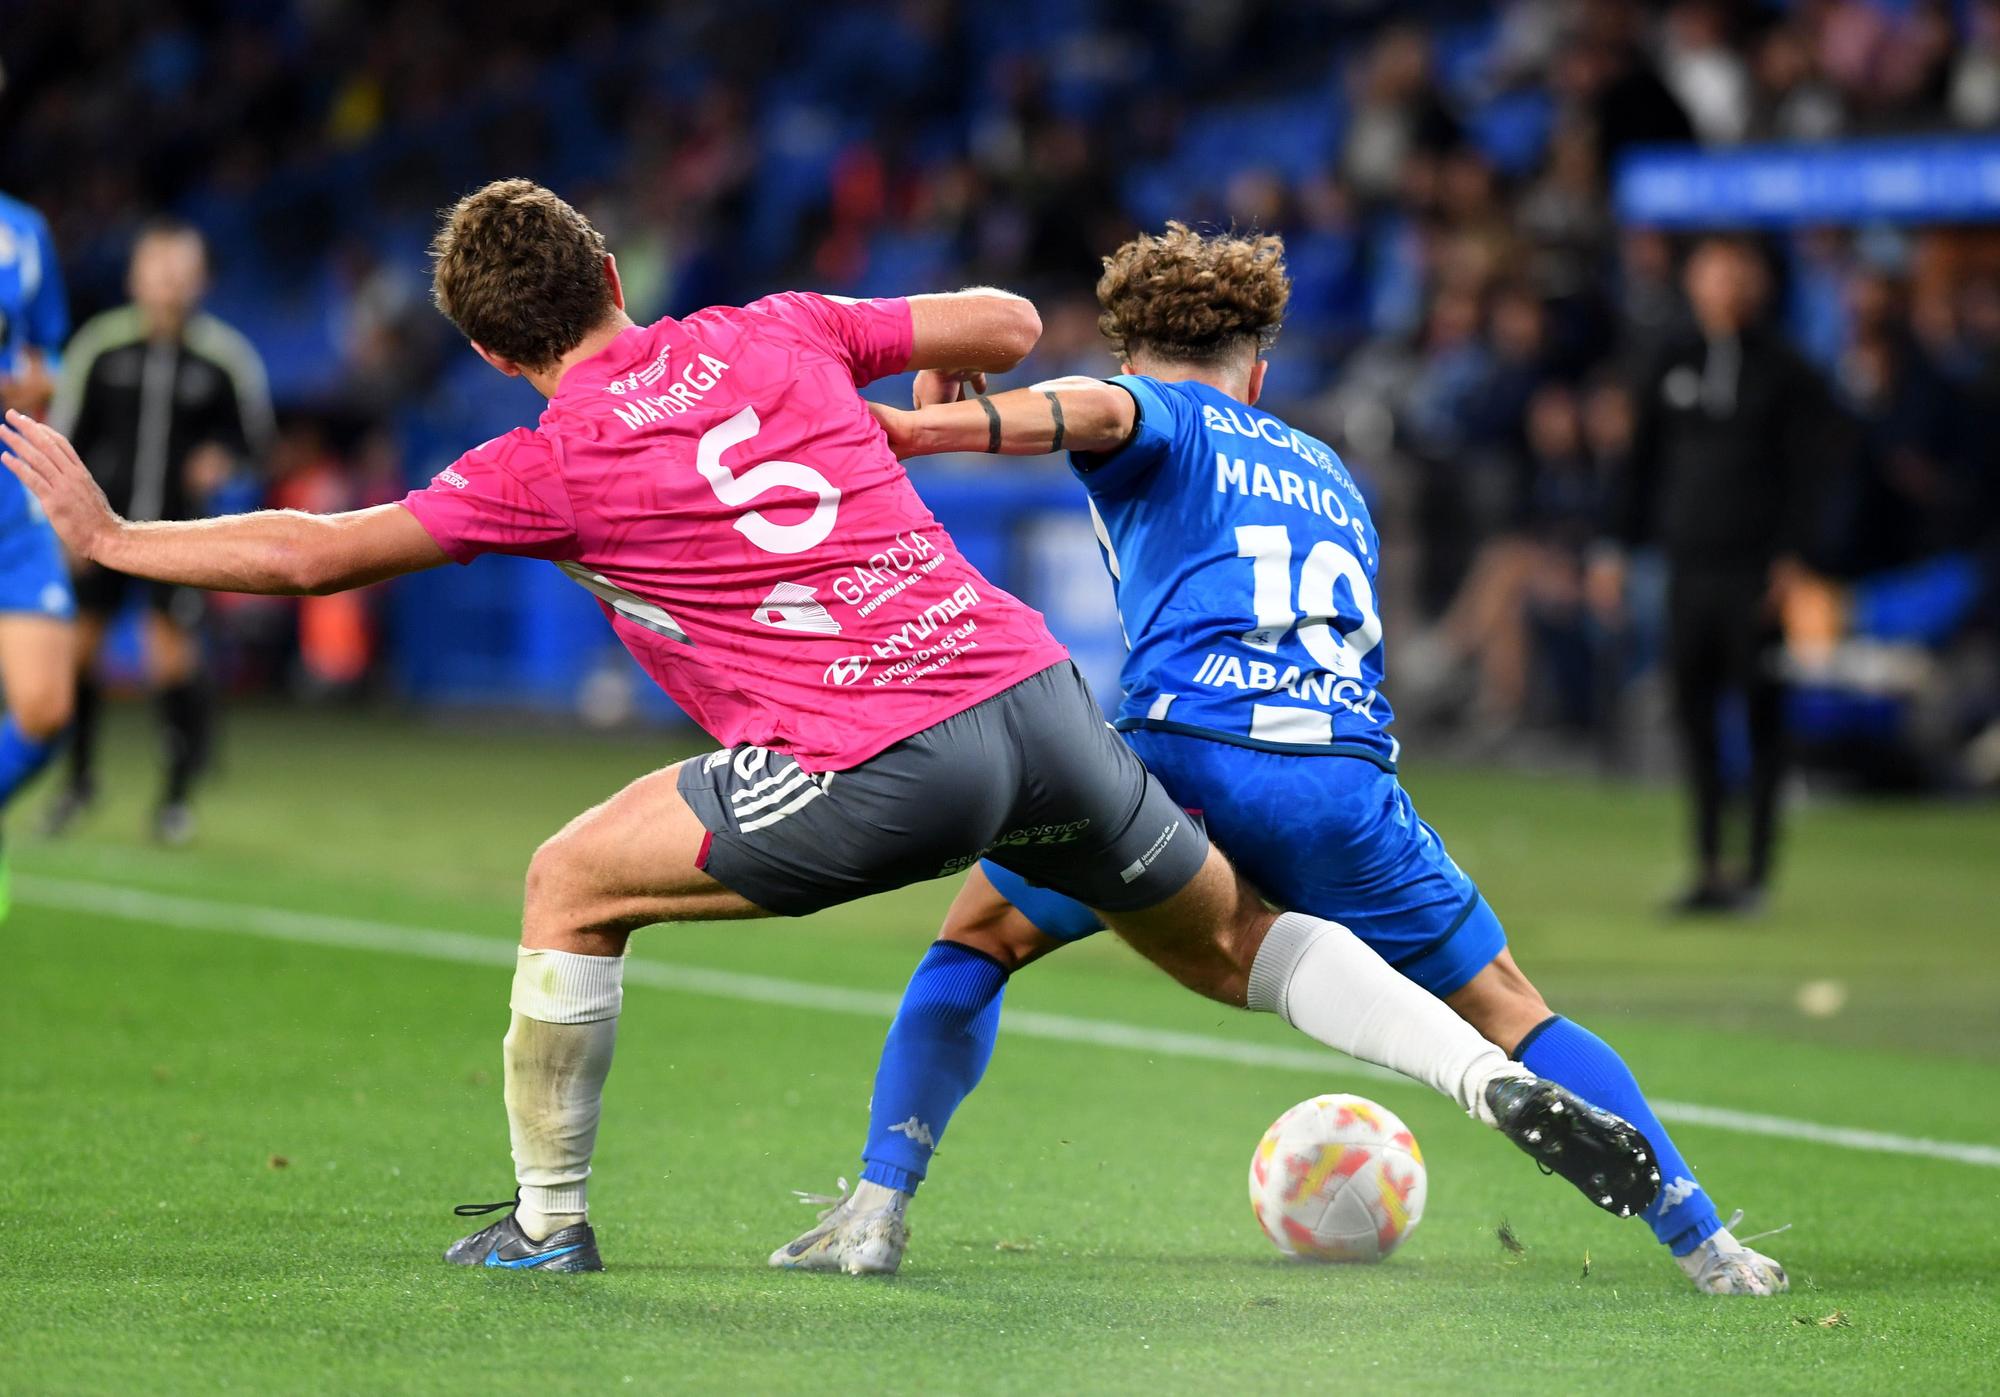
2, 180, 1655, 1273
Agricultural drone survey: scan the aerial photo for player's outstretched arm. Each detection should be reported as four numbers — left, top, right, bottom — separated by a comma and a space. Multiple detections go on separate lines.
904, 289, 1043, 374
870, 377, 1137, 459
1, 409, 447, 595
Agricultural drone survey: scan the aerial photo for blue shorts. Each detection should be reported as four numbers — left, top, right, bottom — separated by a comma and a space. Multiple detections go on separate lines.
0, 486, 74, 620
981, 729, 1505, 997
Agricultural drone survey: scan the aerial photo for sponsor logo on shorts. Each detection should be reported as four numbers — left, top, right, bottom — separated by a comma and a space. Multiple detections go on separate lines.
437, 468, 469, 489
822, 655, 871, 686
1119, 818, 1182, 884
991, 819, 1091, 849
937, 820, 1093, 877
40, 582, 69, 614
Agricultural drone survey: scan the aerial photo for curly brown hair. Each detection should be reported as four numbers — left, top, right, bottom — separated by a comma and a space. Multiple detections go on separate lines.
430, 179, 614, 371
1096, 223, 1290, 365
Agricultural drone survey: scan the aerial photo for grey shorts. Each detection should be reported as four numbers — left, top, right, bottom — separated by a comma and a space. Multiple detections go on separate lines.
678, 662, 1209, 917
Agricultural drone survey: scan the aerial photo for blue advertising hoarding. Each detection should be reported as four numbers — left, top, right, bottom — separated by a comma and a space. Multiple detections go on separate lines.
1616, 136, 2000, 228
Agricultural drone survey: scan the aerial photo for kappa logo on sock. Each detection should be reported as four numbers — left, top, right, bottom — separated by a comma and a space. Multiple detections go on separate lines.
888, 1117, 936, 1151
1659, 1176, 1699, 1211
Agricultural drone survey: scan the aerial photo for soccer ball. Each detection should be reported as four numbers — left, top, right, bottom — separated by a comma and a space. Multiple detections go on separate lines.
1248, 1094, 1426, 1263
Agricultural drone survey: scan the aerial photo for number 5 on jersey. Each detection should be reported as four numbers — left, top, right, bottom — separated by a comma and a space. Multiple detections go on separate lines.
698, 405, 841, 555
698, 404, 847, 636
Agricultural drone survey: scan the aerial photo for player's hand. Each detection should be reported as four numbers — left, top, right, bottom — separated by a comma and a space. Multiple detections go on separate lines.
913, 369, 986, 409
867, 400, 920, 458
0, 408, 124, 564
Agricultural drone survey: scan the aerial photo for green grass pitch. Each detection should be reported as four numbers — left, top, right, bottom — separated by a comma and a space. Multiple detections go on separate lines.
3, 708, 1996, 1394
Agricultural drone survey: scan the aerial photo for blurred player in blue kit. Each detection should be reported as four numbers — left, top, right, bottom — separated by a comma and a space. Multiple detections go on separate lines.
0, 187, 74, 919
780, 224, 1789, 1297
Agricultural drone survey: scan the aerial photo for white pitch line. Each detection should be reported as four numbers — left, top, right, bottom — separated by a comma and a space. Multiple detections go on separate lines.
16, 874, 2000, 1171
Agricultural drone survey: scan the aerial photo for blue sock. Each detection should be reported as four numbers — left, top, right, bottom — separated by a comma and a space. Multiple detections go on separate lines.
0, 715, 62, 813
859, 942, 1008, 1194
1516, 1015, 1723, 1255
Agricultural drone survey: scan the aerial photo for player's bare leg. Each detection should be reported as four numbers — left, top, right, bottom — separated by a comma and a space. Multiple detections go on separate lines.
520, 760, 764, 951
0, 614, 74, 749
1441, 948, 1553, 1051
447, 761, 770, 1272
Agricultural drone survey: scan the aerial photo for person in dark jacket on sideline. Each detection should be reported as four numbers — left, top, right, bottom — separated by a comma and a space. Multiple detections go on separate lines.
42, 220, 272, 846
1589, 235, 1832, 914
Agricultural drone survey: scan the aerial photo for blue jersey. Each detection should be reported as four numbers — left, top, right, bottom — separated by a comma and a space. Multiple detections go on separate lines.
0, 193, 66, 376
0, 192, 67, 532
1071, 374, 1397, 767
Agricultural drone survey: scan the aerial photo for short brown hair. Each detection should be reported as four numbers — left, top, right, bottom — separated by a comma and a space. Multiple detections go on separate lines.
1096, 222, 1289, 364
430, 179, 613, 370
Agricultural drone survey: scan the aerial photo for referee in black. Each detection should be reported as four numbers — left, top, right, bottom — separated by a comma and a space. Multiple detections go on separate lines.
1589, 235, 1831, 914
42, 219, 272, 845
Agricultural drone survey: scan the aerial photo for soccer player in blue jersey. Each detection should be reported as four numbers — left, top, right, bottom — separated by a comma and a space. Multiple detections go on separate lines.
0, 190, 75, 919
775, 225, 1786, 1295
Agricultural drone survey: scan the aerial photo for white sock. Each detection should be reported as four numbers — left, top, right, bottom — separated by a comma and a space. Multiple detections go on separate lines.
1677, 1226, 1739, 1276
504, 947, 625, 1241
1246, 912, 1528, 1126
850, 1179, 908, 1214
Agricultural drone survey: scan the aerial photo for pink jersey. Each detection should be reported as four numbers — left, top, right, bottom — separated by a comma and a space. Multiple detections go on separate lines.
401, 293, 1069, 771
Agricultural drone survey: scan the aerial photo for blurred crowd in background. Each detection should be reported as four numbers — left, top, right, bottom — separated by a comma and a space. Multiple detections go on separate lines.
4, 0, 2000, 789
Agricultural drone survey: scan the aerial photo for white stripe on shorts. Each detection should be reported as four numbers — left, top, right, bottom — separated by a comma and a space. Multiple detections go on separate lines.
732, 769, 814, 818
732, 761, 805, 803
738, 783, 825, 834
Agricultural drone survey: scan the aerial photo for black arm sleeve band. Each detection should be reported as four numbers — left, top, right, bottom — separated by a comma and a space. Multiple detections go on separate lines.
1069, 380, 1142, 472
978, 394, 1001, 454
